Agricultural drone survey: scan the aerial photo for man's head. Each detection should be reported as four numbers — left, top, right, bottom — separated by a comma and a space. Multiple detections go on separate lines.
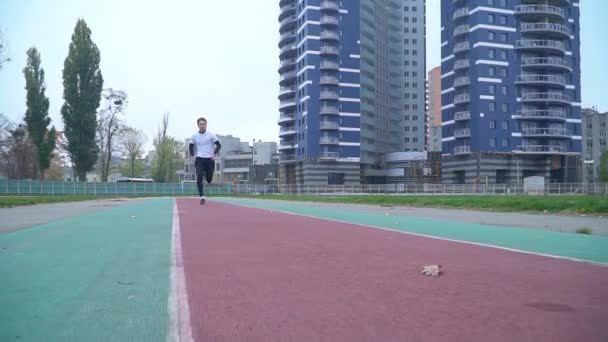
197, 117, 207, 132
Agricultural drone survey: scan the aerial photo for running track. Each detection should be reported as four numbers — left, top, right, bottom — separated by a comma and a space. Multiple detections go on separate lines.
1, 197, 607, 341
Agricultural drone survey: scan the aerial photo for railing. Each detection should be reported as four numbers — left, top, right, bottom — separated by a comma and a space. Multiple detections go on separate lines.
453, 24, 470, 36
320, 16, 339, 25
453, 7, 470, 20
454, 93, 471, 104
515, 110, 567, 120
319, 137, 340, 144
1, 180, 606, 196
454, 76, 470, 87
454, 128, 471, 138
516, 144, 566, 153
319, 152, 339, 160
453, 59, 470, 70
454, 111, 471, 121
320, 106, 340, 114
521, 92, 571, 103
521, 57, 571, 70
453, 41, 470, 53
515, 5, 565, 18
454, 145, 471, 154
516, 74, 565, 85
320, 46, 339, 54
516, 39, 565, 52
320, 121, 340, 129
521, 23, 571, 36
521, 127, 569, 136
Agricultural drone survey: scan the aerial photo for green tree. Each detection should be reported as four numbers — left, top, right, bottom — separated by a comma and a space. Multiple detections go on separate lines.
151, 114, 184, 182
600, 150, 608, 182
61, 19, 103, 181
23, 47, 56, 180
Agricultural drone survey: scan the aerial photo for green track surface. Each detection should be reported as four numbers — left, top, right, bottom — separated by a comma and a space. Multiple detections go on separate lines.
216, 197, 608, 265
0, 198, 174, 342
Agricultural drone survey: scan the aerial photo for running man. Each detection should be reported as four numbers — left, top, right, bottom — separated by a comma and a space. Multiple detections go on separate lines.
189, 117, 221, 205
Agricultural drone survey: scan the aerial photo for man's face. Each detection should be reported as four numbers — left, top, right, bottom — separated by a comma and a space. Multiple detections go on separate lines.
198, 120, 207, 132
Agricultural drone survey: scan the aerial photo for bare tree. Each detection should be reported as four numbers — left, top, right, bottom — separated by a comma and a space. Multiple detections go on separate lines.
0, 118, 39, 179
0, 29, 10, 70
120, 127, 147, 178
97, 88, 127, 181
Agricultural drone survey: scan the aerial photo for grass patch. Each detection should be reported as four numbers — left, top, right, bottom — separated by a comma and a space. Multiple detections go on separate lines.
576, 227, 593, 235
0, 195, 123, 208
230, 194, 608, 215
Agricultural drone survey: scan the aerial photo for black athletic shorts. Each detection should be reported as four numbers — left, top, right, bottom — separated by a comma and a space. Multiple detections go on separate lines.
195, 157, 215, 178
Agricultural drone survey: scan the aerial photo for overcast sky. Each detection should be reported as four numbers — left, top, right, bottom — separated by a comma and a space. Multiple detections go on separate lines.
0, 0, 606, 152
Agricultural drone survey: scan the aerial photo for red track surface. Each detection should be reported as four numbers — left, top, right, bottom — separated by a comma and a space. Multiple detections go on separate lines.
177, 199, 608, 342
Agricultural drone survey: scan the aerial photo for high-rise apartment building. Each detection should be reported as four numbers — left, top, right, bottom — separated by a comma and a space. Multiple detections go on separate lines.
441, 0, 581, 184
277, 0, 426, 185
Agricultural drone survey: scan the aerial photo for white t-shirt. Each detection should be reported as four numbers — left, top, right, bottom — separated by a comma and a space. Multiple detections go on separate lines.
191, 131, 218, 158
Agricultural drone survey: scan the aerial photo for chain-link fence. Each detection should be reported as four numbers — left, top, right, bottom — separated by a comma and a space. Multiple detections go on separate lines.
1, 179, 607, 196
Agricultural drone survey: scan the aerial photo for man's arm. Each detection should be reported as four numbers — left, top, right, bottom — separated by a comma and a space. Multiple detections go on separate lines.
189, 143, 195, 157
214, 140, 221, 155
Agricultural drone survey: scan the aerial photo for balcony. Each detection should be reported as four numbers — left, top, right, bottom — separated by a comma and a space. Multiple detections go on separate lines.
278, 58, 296, 73
453, 41, 470, 54
521, 92, 571, 105
279, 127, 297, 137
515, 5, 565, 21
320, 137, 340, 145
454, 128, 471, 138
521, 57, 572, 73
320, 91, 339, 100
454, 145, 471, 155
453, 59, 470, 71
320, 76, 339, 85
280, 153, 296, 162
521, 127, 570, 138
320, 15, 339, 26
320, 121, 339, 130
454, 93, 471, 104
279, 16, 296, 32
321, 1, 339, 11
453, 76, 470, 88
515, 109, 567, 121
320, 106, 339, 115
454, 111, 471, 121
516, 74, 566, 88
320, 30, 339, 41
279, 43, 297, 58
520, 23, 571, 40
279, 100, 296, 110
279, 4, 296, 21
278, 113, 295, 124
453, 24, 470, 37
279, 31, 296, 47
319, 152, 339, 160
453, 7, 470, 20
278, 143, 297, 151
320, 60, 339, 70
279, 71, 296, 84
515, 39, 565, 55
278, 86, 295, 98
320, 45, 339, 55
515, 145, 566, 154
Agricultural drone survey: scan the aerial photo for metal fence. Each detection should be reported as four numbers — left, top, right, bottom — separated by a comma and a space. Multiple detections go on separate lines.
1, 180, 607, 196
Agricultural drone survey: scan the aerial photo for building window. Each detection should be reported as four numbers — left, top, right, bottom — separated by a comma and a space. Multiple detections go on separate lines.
502, 103, 508, 113
500, 16, 507, 25
500, 50, 507, 60
405, 115, 410, 120
490, 138, 496, 147
502, 120, 509, 129
405, 126, 410, 132
489, 31, 495, 41
405, 137, 410, 142
413, 127, 418, 132
500, 33, 508, 42
489, 67, 496, 76
489, 85, 496, 94
413, 137, 418, 143
501, 68, 508, 77
502, 138, 509, 147
490, 120, 497, 129
413, 115, 418, 121
490, 102, 496, 112
501, 85, 508, 95
488, 14, 495, 23
489, 49, 496, 59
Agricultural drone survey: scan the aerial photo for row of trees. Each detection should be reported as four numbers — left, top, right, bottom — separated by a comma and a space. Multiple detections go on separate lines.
1, 21, 185, 182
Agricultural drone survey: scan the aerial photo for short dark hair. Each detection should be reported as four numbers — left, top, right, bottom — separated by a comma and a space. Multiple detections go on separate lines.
197, 117, 207, 124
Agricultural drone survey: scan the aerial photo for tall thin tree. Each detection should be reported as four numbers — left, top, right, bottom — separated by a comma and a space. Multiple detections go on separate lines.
23, 47, 56, 180
61, 19, 104, 181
